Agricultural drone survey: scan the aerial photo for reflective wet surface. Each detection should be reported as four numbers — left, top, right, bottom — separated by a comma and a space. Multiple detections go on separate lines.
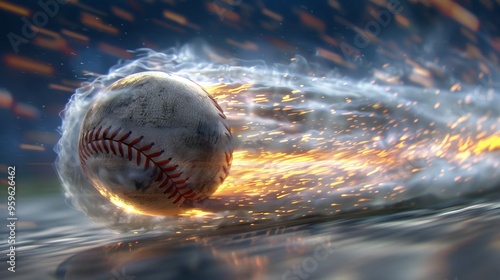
1, 1, 500, 279
2, 189, 499, 280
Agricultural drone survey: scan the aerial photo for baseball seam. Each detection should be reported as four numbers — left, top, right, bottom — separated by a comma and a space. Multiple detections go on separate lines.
207, 93, 233, 185
79, 92, 232, 210
79, 126, 199, 205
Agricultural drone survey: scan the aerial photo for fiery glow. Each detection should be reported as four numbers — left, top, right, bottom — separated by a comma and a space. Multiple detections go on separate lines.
179, 209, 214, 218
95, 184, 143, 215
473, 135, 500, 154
76, 74, 480, 224
161, 83, 500, 221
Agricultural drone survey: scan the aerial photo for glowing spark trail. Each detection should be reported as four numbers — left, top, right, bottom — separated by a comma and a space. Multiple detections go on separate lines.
55, 46, 500, 232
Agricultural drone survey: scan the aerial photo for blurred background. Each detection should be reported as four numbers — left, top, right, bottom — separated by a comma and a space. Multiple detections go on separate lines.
1, 1, 500, 279
0, 0, 499, 180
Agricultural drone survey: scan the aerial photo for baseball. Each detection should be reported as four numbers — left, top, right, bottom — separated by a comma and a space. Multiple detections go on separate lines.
78, 71, 232, 216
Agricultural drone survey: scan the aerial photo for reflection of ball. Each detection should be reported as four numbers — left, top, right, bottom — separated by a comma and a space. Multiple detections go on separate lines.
78, 71, 232, 216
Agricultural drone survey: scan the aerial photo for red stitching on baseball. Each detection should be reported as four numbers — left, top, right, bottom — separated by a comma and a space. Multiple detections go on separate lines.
94, 127, 103, 153
79, 126, 194, 205
207, 94, 224, 114
210, 91, 232, 188
223, 123, 231, 135
79, 91, 233, 209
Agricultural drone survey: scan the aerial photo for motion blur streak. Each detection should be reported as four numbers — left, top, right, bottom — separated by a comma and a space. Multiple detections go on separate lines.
55, 45, 500, 232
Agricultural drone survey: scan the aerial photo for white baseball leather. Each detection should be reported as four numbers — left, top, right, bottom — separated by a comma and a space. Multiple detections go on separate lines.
78, 71, 232, 216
